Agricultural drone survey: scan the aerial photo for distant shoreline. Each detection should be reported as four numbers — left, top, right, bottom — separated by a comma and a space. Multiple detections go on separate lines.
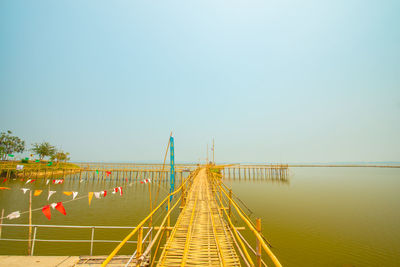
289, 164, 400, 168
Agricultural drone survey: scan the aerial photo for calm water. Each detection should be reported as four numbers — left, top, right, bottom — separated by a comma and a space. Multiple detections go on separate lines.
1, 167, 399, 266
224, 167, 400, 266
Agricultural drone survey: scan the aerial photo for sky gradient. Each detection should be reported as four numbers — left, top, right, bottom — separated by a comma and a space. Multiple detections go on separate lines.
1, 0, 399, 163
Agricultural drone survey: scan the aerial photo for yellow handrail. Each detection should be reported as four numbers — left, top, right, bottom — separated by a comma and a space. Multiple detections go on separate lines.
101, 169, 198, 266
216, 180, 282, 267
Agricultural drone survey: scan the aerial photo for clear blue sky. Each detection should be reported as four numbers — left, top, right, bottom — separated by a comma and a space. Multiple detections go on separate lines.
1, 0, 399, 163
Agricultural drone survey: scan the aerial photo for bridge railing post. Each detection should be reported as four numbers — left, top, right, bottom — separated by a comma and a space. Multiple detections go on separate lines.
181, 184, 186, 207
167, 197, 170, 238
136, 227, 143, 260
256, 218, 262, 267
90, 227, 95, 256
229, 189, 232, 218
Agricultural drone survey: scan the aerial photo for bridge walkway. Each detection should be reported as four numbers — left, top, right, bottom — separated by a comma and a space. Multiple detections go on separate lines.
157, 168, 240, 266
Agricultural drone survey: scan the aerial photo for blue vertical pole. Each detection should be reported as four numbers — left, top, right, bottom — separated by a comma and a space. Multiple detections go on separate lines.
169, 136, 175, 201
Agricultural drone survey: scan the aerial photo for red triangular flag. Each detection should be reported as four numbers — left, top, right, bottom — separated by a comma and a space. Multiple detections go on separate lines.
55, 202, 66, 215
42, 205, 51, 220
103, 190, 107, 197
118, 187, 123, 196
30, 179, 36, 183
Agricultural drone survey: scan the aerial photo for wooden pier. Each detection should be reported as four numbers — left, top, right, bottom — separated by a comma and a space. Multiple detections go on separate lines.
101, 166, 283, 267
157, 168, 240, 266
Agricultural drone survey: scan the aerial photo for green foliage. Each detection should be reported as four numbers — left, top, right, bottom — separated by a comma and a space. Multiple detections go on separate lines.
21, 159, 29, 163
50, 150, 71, 163
31, 142, 56, 160
0, 130, 25, 160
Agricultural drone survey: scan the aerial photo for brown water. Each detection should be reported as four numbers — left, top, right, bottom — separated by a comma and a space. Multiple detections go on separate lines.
0, 167, 399, 266
224, 167, 400, 266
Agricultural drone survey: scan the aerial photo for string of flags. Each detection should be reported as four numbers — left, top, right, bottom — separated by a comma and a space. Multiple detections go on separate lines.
1, 177, 151, 221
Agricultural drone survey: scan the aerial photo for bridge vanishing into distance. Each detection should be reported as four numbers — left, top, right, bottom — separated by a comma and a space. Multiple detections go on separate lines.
97, 165, 284, 267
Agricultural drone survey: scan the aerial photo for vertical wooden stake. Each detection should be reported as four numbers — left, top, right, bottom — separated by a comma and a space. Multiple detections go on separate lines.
0, 208, 4, 239
28, 190, 32, 255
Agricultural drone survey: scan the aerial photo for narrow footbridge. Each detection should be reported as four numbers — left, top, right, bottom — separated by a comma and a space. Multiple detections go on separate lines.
101, 166, 282, 267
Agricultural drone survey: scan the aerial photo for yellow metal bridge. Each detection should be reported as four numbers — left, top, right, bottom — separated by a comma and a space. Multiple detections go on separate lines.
101, 166, 283, 267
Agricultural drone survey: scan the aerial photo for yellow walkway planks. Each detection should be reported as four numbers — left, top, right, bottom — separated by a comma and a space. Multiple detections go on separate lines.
157, 169, 240, 267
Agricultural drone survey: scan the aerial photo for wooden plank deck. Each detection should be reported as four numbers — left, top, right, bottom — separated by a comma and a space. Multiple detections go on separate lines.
157, 168, 240, 267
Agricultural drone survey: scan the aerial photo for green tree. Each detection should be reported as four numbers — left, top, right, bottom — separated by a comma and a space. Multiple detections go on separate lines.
51, 150, 71, 163
31, 142, 56, 160
0, 130, 25, 160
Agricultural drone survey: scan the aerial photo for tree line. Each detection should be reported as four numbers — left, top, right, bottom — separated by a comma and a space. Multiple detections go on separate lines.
0, 130, 70, 163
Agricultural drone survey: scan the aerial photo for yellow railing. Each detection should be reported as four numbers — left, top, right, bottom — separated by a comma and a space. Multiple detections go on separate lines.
101, 168, 199, 266
208, 169, 283, 267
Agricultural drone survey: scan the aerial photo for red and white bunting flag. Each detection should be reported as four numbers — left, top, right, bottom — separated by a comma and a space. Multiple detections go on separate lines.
42, 205, 51, 220
25, 179, 35, 184
55, 202, 66, 215
21, 188, 30, 194
48, 191, 56, 200
6, 211, 20, 220
102, 190, 107, 197
112, 187, 123, 196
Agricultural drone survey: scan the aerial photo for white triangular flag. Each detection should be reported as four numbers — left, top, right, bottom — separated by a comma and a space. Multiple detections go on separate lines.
47, 191, 56, 200
46, 179, 50, 185
72, 191, 78, 200
25, 179, 32, 184
6, 211, 20, 220
21, 188, 29, 194
94, 192, 101, 199
50, 203, 57, 209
